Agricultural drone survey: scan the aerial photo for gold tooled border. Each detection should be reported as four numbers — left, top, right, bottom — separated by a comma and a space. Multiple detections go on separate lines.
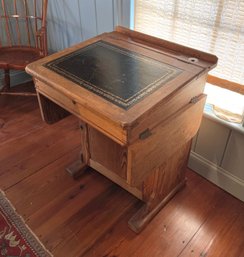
44, 41, 182, 109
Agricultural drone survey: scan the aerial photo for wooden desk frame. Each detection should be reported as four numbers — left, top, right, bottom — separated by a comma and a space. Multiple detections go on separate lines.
26, 27, 217, 233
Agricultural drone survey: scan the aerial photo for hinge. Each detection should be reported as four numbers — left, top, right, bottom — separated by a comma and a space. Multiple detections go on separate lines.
190, 96, 200, 104
139, 128, 152, 140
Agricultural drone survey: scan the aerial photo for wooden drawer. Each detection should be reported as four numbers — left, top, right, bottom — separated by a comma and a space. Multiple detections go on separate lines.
35, 79, 127, 145
127, 94, 207, 186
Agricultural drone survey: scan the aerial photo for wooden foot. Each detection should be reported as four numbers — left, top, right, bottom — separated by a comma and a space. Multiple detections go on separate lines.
66, 160, 89, 179
128, 179, 186, 233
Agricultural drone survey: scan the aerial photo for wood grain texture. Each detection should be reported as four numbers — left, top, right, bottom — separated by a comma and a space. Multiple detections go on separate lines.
1, 89, 244, 257
88, 126, 127, 179
89, 159, 143, 200
115, 26, 218, 66
207, 74, 244, 95
128, 141, 191, 233
84, 171, 243, 257
128, 95, 206, 186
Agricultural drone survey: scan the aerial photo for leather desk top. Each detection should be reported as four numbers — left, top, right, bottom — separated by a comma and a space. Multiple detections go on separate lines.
44, 41, 182, 109
26, 27, 217, 134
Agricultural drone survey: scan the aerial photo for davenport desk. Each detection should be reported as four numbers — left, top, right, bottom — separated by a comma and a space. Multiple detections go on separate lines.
26, 27, 217, 233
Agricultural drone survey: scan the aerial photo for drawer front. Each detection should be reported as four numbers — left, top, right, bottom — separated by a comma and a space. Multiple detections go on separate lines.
127, 94, 207, 186
35, 79, 127, 145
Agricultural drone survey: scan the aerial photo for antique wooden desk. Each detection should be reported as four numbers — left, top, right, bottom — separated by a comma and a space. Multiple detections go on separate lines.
26, 27, 217, 233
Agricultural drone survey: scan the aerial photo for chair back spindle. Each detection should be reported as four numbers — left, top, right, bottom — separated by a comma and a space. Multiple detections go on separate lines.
0, 0, 48, 95
0, 0, 48, 55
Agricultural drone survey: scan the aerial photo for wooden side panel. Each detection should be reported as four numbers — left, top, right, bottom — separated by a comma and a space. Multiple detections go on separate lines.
142, 141, 191, 209
77, 102, 127, 146
128, 95, 207, 186
128, 141, 191, 232
88, 126, 127, 179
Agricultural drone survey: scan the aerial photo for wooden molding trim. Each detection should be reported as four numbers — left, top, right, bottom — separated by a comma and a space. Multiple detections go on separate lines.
115, 26, 218, 66
207, 75, 244, 95
188, 151, 244, 202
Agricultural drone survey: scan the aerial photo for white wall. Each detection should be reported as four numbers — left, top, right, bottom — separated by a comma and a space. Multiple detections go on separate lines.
46, 0, 131, 52
189, 115, 244, 202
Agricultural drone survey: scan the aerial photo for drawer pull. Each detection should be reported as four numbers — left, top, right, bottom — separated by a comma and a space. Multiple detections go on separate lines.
139, 128, 152, 140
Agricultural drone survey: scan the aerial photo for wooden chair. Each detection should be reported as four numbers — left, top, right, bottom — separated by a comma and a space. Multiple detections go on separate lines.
0, 0, 48, 96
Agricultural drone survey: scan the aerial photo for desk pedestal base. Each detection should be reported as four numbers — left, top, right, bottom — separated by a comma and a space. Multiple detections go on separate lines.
67, 124, 191, 233
128, 179, 186, 233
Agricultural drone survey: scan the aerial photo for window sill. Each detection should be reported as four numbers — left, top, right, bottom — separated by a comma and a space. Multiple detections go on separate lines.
203, 83, 244, 134
203, 103, 244, 135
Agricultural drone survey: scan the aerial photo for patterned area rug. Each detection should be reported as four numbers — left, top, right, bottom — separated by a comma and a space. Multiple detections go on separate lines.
0, 190, 52, 257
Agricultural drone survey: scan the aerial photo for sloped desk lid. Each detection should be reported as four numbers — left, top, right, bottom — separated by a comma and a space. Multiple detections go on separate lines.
44, 41, 182, 110
26, 26, 218, 141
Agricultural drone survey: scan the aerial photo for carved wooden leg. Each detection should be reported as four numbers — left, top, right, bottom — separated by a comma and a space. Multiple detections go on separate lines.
128, 140, 192, 233
66, 121, 90, 179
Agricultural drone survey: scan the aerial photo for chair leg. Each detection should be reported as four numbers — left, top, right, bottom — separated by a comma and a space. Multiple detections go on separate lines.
1, 69, 10, 92
3, 70, 10, 91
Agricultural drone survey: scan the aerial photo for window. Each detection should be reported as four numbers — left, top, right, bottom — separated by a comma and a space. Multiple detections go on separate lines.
134, 0, 244, 124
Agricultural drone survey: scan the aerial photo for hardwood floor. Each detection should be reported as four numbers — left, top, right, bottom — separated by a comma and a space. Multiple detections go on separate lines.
1, 85, 244, 257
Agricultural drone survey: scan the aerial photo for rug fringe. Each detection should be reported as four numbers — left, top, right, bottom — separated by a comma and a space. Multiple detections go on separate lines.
0, 189, 54, 257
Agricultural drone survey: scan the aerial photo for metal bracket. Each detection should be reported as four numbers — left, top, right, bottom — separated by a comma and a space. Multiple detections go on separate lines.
139, 128, 152, 140
190, 96, 200, 104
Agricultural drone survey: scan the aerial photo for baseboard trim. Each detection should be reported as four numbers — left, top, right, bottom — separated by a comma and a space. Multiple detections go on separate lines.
188, 151, 244, 202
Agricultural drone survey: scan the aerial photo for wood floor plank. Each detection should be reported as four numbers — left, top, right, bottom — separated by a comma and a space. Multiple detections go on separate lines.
83, 171, 226, 257
52, 185, 138, 257
178, 192, 244, 257
0, 116, 80, 190
26, 170, 112, 230
5, 148, 81, 216
0, 108, 43, 145
0, 92, 36, 116
0, 89, 40, 144
0, 115, 78, 165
